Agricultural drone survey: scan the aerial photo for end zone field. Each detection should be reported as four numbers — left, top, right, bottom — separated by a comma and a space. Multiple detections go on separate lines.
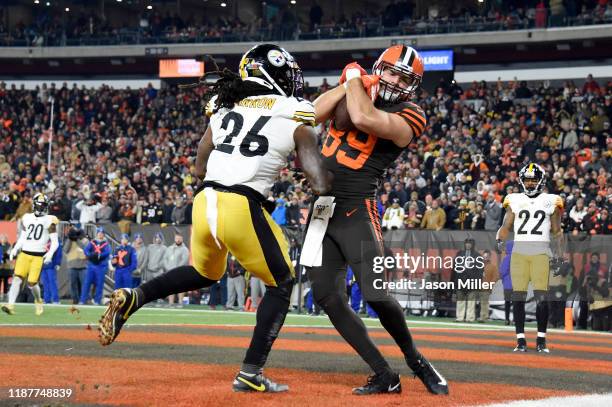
1, 304, 611, 406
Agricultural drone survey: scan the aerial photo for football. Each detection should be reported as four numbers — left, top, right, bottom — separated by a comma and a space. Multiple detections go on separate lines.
333, 95, 354, 131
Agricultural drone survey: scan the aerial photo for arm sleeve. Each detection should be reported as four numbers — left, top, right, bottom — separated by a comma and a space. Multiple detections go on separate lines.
47, 232, 59, 258
286, 99, 316, 136
84, 242, 92, 257
101, 244, 111, 260
129, 248, 138, 273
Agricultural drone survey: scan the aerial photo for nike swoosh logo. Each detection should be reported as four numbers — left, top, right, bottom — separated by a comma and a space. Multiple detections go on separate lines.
429, 364, 447, 386
237, 376, 266, 392
388, 382, 401, 392
346, 209, 358, 217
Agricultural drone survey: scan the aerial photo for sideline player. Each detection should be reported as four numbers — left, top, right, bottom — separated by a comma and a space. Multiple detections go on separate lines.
496, 163, 563, 353
2, 193, 59, 315
98, 44, 331, 392
307, 45, 448, 395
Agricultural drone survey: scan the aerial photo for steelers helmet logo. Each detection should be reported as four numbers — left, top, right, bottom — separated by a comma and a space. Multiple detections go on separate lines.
267, 49, 286, 67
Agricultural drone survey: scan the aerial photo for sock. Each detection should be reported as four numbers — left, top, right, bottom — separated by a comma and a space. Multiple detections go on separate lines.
136, 266, 216, 313
513, 301, 526, 336
7, 276, 23, 304
240, 364, 263, 376
29, 284, 42, 303
536, 301, 549, 334
537, 331, 546, 344
368, 298, 422, 366
242, 283, 291, 371
317, 291, 391, 375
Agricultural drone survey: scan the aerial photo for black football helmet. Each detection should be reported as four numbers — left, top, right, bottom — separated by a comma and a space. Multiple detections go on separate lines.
238, 44, 304, 97
519, 163, 545, 197
32, 193, 49, 217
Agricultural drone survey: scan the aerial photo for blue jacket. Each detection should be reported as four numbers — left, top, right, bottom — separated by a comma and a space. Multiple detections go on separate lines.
85, 239, 111, 266
112, 244, 137, 274
42, 243, 63, 270
272, 202, 287, 225
500, 240, 513, 290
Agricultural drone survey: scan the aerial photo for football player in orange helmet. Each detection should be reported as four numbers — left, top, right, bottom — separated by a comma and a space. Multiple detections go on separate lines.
306, 45, 448, 396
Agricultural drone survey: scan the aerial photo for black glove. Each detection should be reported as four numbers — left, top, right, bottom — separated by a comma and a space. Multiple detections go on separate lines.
495, 239, 504, 254
550, 257, 564, 277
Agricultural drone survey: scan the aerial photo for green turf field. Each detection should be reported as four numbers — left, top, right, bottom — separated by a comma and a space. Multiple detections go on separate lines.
0, 303, 532, 331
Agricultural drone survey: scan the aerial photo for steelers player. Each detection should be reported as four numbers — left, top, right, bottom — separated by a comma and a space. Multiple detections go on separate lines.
496, 163, 564, 353
309, 45, 448, 395
2, 193, 60, 316
98, 44, 331, 393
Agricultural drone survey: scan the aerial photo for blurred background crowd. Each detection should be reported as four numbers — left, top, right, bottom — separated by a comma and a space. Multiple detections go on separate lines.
1, 0, 611, 46
0, 73, 610, 235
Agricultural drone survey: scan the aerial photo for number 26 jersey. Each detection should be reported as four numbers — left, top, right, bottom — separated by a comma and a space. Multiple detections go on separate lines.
205, 94, 315, 196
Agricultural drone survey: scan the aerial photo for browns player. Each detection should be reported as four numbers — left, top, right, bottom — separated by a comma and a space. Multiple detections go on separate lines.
307, 45, 449, 395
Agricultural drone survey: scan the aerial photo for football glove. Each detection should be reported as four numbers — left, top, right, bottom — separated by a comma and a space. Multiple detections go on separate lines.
42, 252, 53, 264
550, 257, 566, 277
361, 74, 380, 103
340, 62, 367, 84
9, 247, 18, 261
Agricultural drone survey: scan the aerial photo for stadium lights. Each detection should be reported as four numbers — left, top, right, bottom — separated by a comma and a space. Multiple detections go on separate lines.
478, 0, 484, 3
220, 2, 227, 7
65, 7, 70, 12
45, 1, 50, 5
147, 4, 153, 9
34, 0, 40, 4
290, 0, 296, 4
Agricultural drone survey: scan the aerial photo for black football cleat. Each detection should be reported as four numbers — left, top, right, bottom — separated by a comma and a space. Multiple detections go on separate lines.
408, 356, 449, 395
513, 338, 528, 352
536, 339, 550, 353
232, 371, 289, 393
98, 288, 138, 346
352, 371, 401, 395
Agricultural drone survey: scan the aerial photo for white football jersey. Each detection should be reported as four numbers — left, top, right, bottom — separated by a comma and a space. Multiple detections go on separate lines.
19, 213, 59, 253
205, 94, 315, 196
503, 193, 563, 255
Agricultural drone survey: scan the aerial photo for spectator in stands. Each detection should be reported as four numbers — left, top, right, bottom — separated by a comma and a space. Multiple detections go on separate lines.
171, 196, 187, 225
388, 183, 408, 207
569, 197, 588, 232
452, 199, 473, 230
250, 274, 266, 310
96, 197, 113, 224
143, 232, 166, 283
226, 255, 245, 311
582, 74, 601, 95
132, 233, 147, 287
75, 195, 101, 225
48, 188, 71, 221
64, 224, 88, 304
111, 233, 137, 290
404, 202, 423, 229
420, 199, 445, 231
80, 227, 110, 305
577, 252, 609, 329
382, 198, 404, 230
286, 196, 302, 228
41, 239, 62, 304
163, 232, 190, 305
484, 195, 502, 230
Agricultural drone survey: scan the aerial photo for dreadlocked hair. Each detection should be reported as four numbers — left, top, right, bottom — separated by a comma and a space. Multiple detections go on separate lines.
181, 61, 274, 116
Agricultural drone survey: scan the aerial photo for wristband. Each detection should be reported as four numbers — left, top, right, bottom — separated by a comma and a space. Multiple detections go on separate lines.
343, 68, 362, 89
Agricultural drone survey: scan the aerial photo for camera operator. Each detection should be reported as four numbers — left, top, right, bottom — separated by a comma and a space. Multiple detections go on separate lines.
578, 252, 610, 331
63, 223, 89, 304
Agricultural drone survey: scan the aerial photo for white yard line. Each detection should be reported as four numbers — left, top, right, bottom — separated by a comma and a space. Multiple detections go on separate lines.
477, 393, 612, 407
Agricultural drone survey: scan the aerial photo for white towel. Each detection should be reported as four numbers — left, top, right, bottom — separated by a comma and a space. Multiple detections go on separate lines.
300, 196, 335, 267
204, 187, 222, 249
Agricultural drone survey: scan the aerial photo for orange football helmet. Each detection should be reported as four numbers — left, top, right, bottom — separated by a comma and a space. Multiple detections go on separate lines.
372, 44, 424, 104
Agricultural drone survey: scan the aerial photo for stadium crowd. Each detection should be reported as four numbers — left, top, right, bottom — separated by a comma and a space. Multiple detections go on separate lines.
1, 0, 611, 46
1, 72, 610, 235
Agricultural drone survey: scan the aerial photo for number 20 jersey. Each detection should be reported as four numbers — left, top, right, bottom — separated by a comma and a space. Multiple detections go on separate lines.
205, 95, 315, 196
322, 101, 426, 201
20, 213, 59, 253
503, 193, 563, 243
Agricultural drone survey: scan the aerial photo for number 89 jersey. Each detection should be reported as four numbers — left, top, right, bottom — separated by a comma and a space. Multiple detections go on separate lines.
205, 94, 315, 196
20, 213, 59, 254
503, 192, 563, 243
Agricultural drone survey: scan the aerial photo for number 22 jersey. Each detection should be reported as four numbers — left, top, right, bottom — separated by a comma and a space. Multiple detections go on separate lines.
205, 94, 315, 196
322, 101, 426, 201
